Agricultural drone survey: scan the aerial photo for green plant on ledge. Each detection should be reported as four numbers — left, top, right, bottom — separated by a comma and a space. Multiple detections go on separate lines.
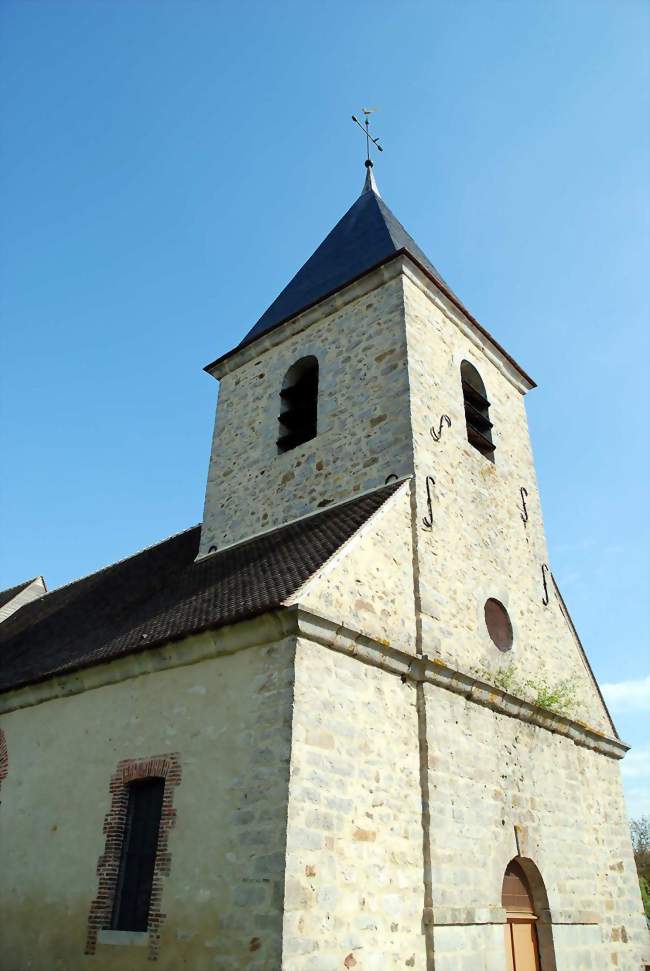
472, 662, 581, 717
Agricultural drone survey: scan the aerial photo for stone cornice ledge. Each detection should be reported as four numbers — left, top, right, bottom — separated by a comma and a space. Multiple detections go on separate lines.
0, 610, 296, 715
293, 607, 629, 760
0, 606, 629, 762
425, 906, 599, 928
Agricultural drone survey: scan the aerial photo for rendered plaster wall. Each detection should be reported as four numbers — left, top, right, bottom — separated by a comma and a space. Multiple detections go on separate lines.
282, 639, 426, 970
0, 633, 295, 971
288, 484, 417, 654
403, 271, 612, 734
200, 272, 413, 554
424, 684, 650, 970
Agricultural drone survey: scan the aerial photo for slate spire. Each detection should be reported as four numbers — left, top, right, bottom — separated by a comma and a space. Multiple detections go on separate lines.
362, 159, 381, 197
230, 166, 453, 357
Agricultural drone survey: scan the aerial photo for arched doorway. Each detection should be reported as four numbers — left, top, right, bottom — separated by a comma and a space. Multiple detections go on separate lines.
502, 859, 542, 970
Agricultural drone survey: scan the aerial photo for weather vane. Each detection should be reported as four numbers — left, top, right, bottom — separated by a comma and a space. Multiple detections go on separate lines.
351, 108, 383, 167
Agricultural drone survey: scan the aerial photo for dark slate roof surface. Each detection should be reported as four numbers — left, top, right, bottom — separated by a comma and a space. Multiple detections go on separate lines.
0, 483, 399, 694
236, 177, 453, 353
206, 171, 535, 388
0, 579, 36, 612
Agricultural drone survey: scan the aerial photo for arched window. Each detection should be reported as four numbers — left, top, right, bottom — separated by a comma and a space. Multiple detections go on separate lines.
461, 360, 495, 461
277, 356, 319, 453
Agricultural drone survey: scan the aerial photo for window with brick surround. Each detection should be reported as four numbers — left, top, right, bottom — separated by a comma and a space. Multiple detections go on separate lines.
277, 356, 318, 453
461, 360, 495, 461
112, 777, 165, 932
85, 753, 181, 960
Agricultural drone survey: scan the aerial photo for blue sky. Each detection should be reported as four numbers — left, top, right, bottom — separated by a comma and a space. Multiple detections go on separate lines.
1, 1, 648, 813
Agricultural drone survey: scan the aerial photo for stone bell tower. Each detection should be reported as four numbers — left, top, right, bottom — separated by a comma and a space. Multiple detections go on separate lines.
196, 159, 648, 969
198, 157, 617, 733
199, 164, 421, 556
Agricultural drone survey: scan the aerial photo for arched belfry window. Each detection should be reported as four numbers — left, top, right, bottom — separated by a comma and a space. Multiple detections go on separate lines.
277, 356, 319, 453
461, 360, 495, 461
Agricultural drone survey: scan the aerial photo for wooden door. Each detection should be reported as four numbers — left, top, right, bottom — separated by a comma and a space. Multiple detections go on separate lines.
504, 917, 541, 971
502, 859, 543, 970
504, 922, 515, 971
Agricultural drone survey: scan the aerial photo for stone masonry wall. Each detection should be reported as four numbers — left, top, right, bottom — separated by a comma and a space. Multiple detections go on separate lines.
287, 484, 417, 654
282, 639, 426, 970
424, 684, 650, 970
0, 633, 295, 971
403, 270, 612, 734
199, 272, 413, 554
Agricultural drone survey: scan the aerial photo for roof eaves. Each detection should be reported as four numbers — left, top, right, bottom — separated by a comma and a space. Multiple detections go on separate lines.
8, 599, 277, 696
398, 250, 537, 389
203, 250, 402, 375
204, 249, 536, 389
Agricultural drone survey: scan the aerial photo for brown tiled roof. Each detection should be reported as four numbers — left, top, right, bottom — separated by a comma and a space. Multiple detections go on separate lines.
0, 578, 38, 612
0, 483, 399, 695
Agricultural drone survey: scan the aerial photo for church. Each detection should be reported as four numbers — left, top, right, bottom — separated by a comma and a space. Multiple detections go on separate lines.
0, 159, 647, 971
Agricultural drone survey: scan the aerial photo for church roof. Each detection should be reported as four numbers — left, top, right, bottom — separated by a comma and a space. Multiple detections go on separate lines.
0, 482, 400, 695
0, 578, 36, 612
207, 168, 535, 388
233, 167, 453, 355
0, 575, 47, 624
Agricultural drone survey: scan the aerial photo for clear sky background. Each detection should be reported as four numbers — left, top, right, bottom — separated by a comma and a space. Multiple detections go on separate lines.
1, 1, 648, 813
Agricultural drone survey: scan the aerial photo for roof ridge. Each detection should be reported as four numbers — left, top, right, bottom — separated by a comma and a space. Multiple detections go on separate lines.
375, 194, 455, 294
199, 477, 410, 560
33, 524, 200, 601
0, 576, 40, 599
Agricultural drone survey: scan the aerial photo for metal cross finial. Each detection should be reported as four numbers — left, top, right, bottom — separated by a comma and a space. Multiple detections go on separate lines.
351, 108, 383, 167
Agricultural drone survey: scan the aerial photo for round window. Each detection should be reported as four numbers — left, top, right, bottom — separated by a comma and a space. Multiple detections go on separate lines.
484, 598, 513, 651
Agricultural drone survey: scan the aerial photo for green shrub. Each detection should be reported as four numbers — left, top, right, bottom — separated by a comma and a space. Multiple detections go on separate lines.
472, 663, 580, 717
